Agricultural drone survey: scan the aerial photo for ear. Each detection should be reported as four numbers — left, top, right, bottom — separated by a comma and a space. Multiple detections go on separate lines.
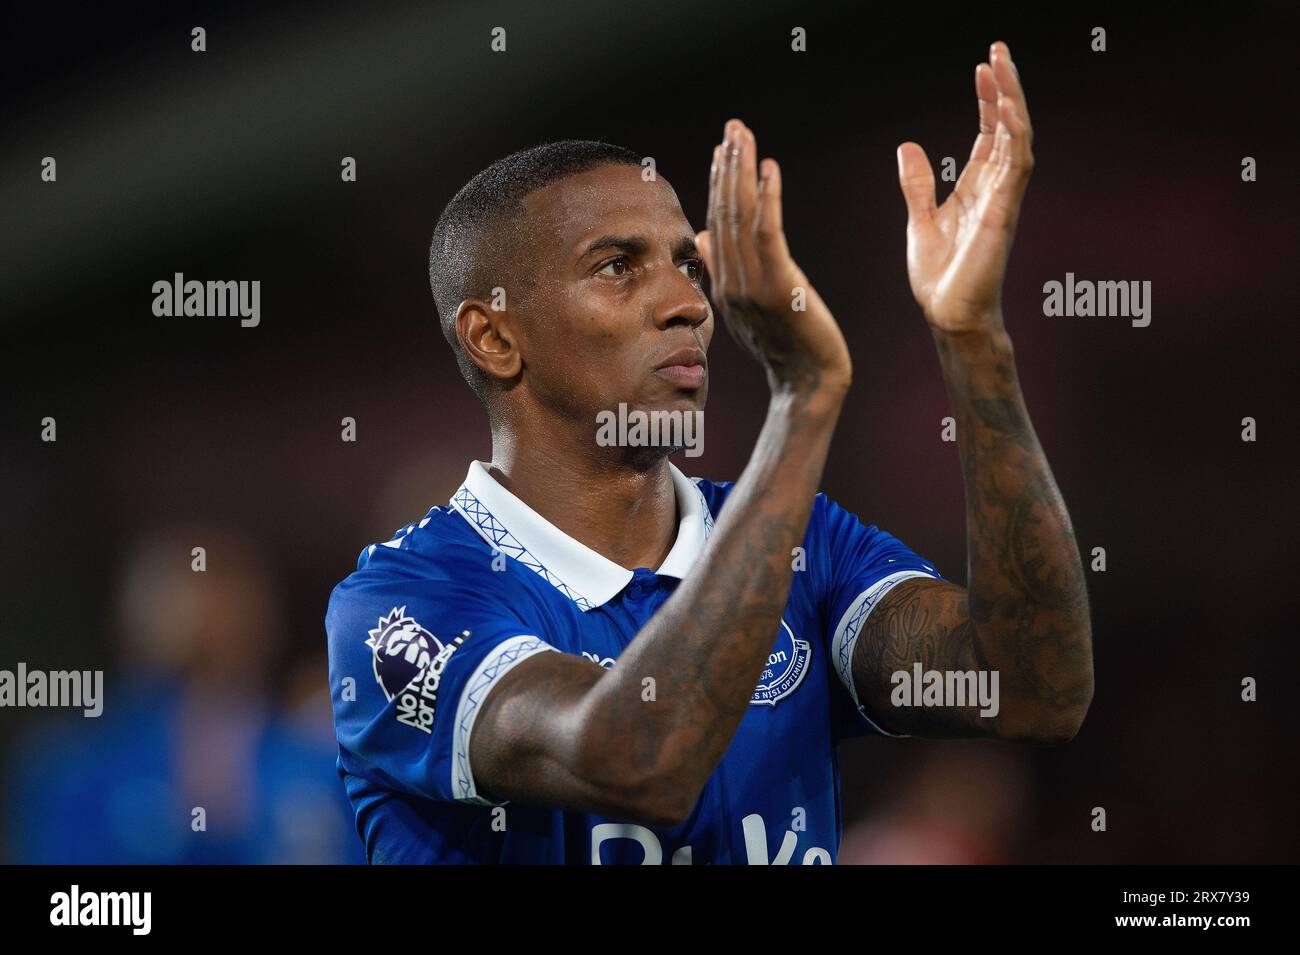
456, 298, 522, 381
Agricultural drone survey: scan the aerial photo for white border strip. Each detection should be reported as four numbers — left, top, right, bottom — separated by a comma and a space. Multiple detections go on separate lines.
451, 635, 558, 804
830, 570, 938, 739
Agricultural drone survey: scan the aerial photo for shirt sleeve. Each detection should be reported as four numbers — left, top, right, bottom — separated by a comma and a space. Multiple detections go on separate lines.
815, 494, 944, 741
325, 547, 558, 806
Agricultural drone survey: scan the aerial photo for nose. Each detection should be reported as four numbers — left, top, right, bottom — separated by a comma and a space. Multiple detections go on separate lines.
653, 264, 711, 331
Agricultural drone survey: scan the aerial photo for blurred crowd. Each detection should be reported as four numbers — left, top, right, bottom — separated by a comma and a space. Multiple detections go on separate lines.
5, 528, 364, 864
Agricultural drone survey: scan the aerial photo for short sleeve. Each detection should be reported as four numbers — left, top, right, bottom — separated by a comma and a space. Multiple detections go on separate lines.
326, 549, 557, 806
816, 495, 944, 740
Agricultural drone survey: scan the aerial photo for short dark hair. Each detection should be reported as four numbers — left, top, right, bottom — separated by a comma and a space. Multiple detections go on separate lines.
428, 140, 644, 401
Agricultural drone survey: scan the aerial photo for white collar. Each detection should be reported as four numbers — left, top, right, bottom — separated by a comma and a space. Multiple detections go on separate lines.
449, 460, 713, 611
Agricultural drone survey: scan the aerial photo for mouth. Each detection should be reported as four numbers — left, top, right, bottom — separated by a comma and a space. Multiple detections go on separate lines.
653, 347, 707, 389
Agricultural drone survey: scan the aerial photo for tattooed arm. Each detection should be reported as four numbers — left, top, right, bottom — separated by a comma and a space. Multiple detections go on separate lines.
853, 326, 1094, 741
470, 119, 854, 825
852, 42, 1093, 743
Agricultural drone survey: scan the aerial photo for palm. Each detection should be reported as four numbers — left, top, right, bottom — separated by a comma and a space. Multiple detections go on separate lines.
898, 42, 1034, 332
696, 121, 852, 392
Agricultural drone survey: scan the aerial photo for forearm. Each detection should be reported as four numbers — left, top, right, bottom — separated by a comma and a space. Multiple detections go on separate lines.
578, 385, 844, 811
934, 319, 1093, 741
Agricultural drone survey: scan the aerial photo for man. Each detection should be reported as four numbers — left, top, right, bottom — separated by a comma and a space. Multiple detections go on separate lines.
326, 41, 1093, 864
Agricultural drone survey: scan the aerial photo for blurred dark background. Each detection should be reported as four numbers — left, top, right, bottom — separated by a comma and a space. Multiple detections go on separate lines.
1, 0, 1296, 862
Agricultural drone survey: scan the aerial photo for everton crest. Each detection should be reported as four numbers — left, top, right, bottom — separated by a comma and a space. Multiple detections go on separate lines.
750, 619, 810, 706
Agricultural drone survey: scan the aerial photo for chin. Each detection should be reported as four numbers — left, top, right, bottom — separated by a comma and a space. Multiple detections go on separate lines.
594, 392, 708, 464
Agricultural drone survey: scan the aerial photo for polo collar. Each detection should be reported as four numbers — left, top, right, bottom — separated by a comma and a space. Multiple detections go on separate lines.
449, 460, 713, 611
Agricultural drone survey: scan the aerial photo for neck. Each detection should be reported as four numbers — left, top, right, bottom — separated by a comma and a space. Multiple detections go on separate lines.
488, 425, 679, 572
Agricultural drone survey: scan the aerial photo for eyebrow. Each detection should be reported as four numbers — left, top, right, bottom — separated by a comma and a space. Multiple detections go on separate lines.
577, 234, 699, 261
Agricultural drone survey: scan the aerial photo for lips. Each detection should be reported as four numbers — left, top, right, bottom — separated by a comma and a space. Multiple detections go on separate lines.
653, 347, 707, 389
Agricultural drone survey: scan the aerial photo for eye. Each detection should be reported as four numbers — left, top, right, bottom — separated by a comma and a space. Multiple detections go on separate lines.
679, 259, 703, 282
597, 256, 630, 277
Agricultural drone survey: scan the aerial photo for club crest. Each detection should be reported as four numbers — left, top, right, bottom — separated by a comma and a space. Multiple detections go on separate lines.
750, 619, 811, 706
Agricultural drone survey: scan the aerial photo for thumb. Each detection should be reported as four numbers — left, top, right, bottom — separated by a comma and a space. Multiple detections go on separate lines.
896, 142, 936, 226
696, 230, 714, 278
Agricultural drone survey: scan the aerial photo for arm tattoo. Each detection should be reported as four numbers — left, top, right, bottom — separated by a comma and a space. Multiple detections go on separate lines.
852, 577, 988, 738
854, 327, 1094, 742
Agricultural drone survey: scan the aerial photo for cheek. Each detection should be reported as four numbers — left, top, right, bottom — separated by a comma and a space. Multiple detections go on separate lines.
574, 322, 643, 394
558, 313, 628, 368
700, 312, 716, 348
526, 296, 642, 408
555, 288, 640, 358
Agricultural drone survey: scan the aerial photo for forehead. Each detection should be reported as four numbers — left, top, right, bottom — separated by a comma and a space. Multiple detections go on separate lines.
521, 164, 691, 256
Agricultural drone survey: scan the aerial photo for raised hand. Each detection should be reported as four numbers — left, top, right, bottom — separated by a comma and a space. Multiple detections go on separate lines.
897, 41, 1035, 333
696, 119, 851, 399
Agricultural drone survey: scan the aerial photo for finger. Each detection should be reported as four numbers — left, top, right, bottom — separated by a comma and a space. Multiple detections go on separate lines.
990, 41, 1033, 147
952, 62, 998, 206
990, 91, 1010, 172
730, 124, 764, 285
752, 157, 791, 270
696, 229, 714, 281
971, 62, 999, 162
995, 93, 1034, 193
999, 42, 1033, 138
988, 47, 1032, 189
896, 141, 936, 227
716, 127, 744, 293
987, 49, 1009, 170
706, 140, 731, 291
986, 44, 1011, 170
722, 120, 759, 292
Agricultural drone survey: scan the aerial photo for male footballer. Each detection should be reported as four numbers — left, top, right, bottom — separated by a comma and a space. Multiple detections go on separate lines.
326, 41, 1094, 864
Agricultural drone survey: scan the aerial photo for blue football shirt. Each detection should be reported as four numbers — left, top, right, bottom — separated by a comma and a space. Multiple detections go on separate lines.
325, 460, 941, 864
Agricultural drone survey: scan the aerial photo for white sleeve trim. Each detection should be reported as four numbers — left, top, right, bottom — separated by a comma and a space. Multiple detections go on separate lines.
831, 570, 939, 739
451, 635, 558, 805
